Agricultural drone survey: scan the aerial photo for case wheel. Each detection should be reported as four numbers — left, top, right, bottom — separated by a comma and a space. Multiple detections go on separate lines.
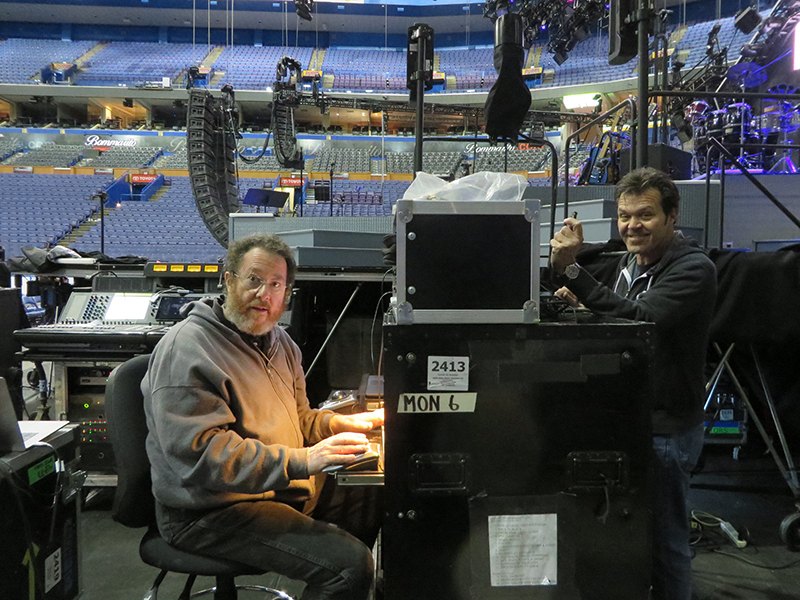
779, 511, 800, 551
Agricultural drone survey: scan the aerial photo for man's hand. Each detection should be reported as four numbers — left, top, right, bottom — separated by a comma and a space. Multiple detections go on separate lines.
307, 432, 370, 475
555, 286, 582, 308
329, 408, 384, 434
550, 217, 584, 274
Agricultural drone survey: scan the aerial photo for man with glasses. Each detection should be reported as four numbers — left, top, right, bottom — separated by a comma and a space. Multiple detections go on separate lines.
550, 167, 717, 600
142, 233, 384, 600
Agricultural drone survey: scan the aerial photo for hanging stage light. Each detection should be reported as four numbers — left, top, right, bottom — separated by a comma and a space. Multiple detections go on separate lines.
294, 0, 313, 22
484, 12, 531, 141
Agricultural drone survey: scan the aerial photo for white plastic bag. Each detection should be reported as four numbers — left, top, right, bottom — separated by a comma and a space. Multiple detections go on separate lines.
401, 170, 528, 203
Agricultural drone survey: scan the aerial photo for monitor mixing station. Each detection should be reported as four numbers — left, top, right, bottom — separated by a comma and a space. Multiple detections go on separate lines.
14, 290, 214, 356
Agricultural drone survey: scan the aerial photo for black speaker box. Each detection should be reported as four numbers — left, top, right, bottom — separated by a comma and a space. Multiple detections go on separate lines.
620, 144, 692, 180
609, 0, 637, 65
735, 7, 762, 34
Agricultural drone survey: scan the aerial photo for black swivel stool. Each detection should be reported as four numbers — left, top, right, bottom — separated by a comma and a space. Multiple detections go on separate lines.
105, 354, 295, 600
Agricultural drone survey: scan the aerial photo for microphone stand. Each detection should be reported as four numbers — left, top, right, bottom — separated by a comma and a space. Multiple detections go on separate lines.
97, 191, 108, 255
329, 162, 335, 216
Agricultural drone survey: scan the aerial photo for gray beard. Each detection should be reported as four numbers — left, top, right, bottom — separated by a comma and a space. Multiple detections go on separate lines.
223, 303, 276, 337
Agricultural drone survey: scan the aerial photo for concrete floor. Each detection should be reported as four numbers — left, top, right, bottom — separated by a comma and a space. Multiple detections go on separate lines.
78, 447, 800, 600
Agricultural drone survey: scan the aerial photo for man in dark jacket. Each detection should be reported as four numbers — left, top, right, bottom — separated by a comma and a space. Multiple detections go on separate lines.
550, 167, 717, 600
143, 233, 383, 600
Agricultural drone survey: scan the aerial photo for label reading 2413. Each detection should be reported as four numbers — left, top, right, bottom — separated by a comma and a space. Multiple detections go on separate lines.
427, 356, 469, 391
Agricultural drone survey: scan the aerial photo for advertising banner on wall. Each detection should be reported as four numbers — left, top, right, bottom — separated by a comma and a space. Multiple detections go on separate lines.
0, 129, 561, 162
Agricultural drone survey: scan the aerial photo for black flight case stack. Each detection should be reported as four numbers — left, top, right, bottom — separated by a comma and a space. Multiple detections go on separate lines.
382, 198, 655, 600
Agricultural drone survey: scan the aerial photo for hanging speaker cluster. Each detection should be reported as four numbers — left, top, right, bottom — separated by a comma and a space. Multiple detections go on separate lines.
186, 89, 240, 248
272, 88, 304, 170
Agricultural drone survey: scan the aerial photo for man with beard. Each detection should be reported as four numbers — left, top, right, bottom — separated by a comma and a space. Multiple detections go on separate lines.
550, 167, 717, 600
142, 233, 384, 600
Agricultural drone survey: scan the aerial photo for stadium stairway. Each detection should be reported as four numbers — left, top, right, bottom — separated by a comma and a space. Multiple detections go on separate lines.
76, 42, 108, 68
58, 206, 114, 248
309, 48, 324, 70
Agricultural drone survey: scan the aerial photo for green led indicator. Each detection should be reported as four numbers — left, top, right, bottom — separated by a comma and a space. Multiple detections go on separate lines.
84, 403, 90, 409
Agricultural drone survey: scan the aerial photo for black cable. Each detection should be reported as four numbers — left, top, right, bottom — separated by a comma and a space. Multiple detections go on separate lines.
219, 96, 245, 202
238, 127, 273, 164
370, 290, 393, 372
688, 507, 800, 570
709, 549, 800, 570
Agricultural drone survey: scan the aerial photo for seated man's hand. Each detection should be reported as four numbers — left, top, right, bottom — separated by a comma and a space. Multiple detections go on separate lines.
330, 408, 384, 434
550, 217, 584, 274
307, 432, 369, 475
555, 286, 582, 308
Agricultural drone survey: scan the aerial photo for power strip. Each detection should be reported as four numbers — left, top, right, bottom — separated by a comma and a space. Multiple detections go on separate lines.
720, 520, 748, 548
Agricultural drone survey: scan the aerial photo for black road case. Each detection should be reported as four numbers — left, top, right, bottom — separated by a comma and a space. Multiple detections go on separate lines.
382, 318, 655, 600
394, 199, 541, 325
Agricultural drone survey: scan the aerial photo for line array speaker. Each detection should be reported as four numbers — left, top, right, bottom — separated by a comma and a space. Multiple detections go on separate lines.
272, 91, 304, 169
186, 89, 240, 248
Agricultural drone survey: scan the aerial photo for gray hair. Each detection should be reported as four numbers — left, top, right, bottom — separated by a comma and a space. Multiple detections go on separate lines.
224, 233, 297, 286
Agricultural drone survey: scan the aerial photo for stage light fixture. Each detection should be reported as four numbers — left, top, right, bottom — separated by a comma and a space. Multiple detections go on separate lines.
294, 0, 313, 21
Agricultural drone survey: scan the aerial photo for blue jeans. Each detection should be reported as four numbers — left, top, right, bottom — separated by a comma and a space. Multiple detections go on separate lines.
157, 480, 382, 600
651, 425, 704, 600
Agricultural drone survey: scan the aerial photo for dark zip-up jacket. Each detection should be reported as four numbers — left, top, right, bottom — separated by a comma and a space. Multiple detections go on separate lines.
561, 232, 717, 434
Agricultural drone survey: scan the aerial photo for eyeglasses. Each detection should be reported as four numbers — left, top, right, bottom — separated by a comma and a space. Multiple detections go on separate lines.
231, 272, 290, 295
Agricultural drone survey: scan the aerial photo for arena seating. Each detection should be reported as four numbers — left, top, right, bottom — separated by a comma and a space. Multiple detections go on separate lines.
545, 34, 638, 88
75, 41, 209, 87
472, 147, 552, 172
310, 178, 410, 206
386, 151, 464, 175
673, 13, 758, 68
237, 151, 284, 171
215, 45, 314, 90
75, 147, 162, 169
0, 139, 22, 162
151, 148, 189, 170
0, 15, 753, 94
0, 38, 95, 84
312, 148, 376, 173
61, 175, 409, 260
69, 177, 266, 262
0, 13, 759, 262
0, 173, 110, 260
322, 47, 405, 91
0, 145, 87, 168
